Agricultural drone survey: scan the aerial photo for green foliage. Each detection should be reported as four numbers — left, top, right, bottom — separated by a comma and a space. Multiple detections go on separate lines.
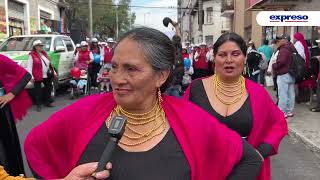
65, 0, 136, 39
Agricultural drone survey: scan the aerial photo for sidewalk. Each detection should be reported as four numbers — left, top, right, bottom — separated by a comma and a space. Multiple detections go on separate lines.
266, 87, 320, 158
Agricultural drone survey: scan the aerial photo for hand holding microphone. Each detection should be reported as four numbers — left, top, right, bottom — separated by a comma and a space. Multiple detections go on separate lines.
163, 17, 178, 27
94, 116, 127, 175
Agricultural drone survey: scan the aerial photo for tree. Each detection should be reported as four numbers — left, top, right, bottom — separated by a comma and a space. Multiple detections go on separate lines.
65, 0, 135, 39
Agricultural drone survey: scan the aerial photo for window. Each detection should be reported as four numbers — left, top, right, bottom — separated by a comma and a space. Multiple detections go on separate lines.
206, 7, 213, 24
64, 39, 74, 52
54, 37, 65, 51
0, 37, 51, 51
205, 35, 213, 45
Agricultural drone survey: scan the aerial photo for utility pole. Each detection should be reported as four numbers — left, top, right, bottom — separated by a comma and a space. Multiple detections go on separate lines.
114, 0, 119, 40
89, 0, 93, 37
129, 1, 132, 29
116, 4, 119, 39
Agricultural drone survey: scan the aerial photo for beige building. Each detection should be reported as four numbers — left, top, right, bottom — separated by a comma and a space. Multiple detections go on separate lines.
0, 0, 68, 39
250, 0, 320, 45
178, 0, 232, 45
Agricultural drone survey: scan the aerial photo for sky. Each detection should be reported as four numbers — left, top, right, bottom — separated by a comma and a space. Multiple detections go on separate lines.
131, 0, 177, 32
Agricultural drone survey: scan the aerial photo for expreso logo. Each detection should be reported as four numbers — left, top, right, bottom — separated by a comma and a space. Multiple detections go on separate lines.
269, 15, 308, 22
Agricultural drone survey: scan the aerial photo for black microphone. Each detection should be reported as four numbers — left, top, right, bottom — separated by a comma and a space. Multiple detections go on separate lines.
95, 116, 127, 172
163, 17, 173, 27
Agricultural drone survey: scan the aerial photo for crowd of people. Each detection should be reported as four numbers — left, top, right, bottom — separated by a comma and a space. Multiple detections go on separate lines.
0, 18, 319, 179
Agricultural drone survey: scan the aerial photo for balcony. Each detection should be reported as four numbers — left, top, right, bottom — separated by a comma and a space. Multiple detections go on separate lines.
221, 0, 235, 17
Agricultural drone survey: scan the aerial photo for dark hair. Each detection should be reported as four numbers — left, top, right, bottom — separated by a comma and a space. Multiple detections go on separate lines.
251, 43, 256, 50
115, 27, 175, 92
213, 32, 247, 55
271, 39, 277, 44
263, 39, 269, 45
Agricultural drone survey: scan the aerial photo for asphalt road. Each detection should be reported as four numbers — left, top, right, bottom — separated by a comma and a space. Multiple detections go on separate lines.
16, 92, 320, 179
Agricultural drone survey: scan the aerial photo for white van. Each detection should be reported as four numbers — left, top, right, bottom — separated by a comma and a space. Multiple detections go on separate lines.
0, 34, 76, 98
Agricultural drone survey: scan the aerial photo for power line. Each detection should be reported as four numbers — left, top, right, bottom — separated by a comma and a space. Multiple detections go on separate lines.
69, 2, 224, 12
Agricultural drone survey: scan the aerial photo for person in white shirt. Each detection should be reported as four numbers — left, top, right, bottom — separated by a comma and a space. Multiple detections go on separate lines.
27, 40, 55, 111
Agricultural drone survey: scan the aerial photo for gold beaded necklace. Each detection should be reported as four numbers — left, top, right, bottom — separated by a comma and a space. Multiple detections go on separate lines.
106, 101, 167, 146
212, 74, 246, 106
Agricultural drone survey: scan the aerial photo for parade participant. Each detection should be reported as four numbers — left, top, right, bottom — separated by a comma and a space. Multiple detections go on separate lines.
90, 38, 102, 87
258, 40, 273, 85
185, 41, 192, 54
74, 43, 81, 56
267, 39, 281, 104
293, 32, 316, 104
101, 38, 115, 66
0, 54, 32, 176
27, 40, 55, 112
310, 40, 320, 112
193, 42, 210, 79
182, 46, 190, 60
273, 34, 296, 118
25, 27, 262, 180
184, 32, 288, 180
246, 41, 261, 83
74, 41, 94, 70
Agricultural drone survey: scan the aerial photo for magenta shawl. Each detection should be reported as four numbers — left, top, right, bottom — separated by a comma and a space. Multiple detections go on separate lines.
24, 93, 243, 180
0, 54, 32, 121
184, 78, 288, 180
294, 32, 310, 68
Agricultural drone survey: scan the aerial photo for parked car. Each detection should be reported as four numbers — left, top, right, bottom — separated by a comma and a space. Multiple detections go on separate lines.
0, 34, 76, 98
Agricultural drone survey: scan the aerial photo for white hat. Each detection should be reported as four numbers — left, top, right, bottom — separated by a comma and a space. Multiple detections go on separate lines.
75, 43, 81, 48
200, 42, 206, 46
32, 40, 44, 47
182, 46, 187, 49
101, 42, 107, 46
316, 39, 320, 43
80, 41, 88, 46
107, 38, 114, 43
91, 38, 98, 43
248, 40, 254, 44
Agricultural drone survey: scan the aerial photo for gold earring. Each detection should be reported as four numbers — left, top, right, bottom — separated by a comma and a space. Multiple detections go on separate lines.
158, 88, 163, 103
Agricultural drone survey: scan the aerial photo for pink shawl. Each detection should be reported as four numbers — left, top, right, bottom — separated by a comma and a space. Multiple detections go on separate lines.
294, 32, 310, 68
24, 93, 243, 180
0, 54, 32, 121
184, 78, 288, 180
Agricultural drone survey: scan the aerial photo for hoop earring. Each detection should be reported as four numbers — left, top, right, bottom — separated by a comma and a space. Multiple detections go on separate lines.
158, 88, 163, 103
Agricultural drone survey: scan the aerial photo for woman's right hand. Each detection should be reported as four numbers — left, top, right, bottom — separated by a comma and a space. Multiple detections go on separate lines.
63, 162, 112, 180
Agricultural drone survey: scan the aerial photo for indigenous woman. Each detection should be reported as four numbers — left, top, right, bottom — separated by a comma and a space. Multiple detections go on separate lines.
25, 27, 262, 180
0, 54, 32, 176
184, 32, 288, 180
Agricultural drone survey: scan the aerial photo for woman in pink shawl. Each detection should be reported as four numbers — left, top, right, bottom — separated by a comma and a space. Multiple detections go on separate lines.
183, 32, 288, 180
25, 27, 262, 180
293, 32, 317, 103
0, 54, 32, 176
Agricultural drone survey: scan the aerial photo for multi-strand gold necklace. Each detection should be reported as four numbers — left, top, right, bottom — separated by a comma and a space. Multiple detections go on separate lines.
106, 101, 167, 146
212, 74, 246, 106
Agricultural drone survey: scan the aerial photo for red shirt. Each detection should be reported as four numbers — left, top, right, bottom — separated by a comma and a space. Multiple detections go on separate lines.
103, 47, 113, 64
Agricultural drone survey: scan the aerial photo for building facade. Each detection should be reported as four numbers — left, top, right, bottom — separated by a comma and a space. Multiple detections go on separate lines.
0, 0, 68, 40
178, 0, 231, 45
178, 0, 320, 48
249, 0, 320, 46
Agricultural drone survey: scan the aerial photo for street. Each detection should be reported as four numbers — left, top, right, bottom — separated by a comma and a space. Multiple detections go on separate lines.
15, 91, 320, 179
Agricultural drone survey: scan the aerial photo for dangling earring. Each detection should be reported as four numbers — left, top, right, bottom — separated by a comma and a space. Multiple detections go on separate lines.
158, 88, 163, 103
